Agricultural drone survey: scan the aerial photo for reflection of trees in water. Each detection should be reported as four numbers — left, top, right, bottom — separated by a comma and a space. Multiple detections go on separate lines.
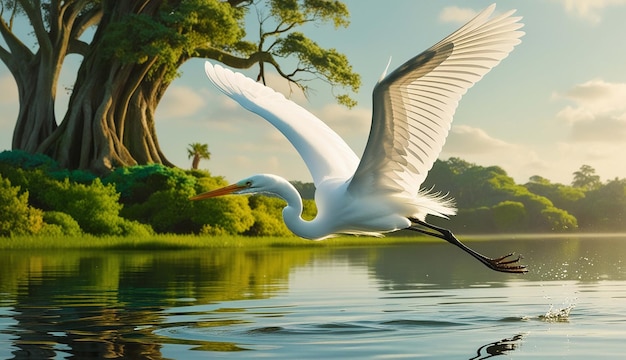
11, 275, 164, 359
366, 237, 626, 288
365, 242, 517, 289
2, 236, 626, 358
1, 248, 319, 359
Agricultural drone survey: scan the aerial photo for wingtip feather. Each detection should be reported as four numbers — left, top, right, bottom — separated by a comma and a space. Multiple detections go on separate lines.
378, 57, 393, 83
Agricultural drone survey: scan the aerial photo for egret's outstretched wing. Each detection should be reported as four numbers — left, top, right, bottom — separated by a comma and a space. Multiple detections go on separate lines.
348, 4, 524, 199
205, 62, 359, 186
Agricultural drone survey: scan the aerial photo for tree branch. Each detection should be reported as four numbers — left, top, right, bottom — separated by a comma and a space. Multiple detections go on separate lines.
262, 19, 313, 40
70, 3, 103, 43
67, 39, 91, 56
227, 0, 253, 7
17, 0, 52, 53
0, 9, 33, 67
195, 47, 273, 69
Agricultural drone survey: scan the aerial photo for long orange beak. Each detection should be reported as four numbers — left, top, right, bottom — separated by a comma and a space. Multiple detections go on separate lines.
189, 183, 246, 201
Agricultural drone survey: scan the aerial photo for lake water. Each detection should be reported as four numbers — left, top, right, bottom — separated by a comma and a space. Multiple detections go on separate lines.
1, 235, 626, 359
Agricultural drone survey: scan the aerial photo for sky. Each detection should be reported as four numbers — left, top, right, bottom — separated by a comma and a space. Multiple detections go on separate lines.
1, 0, 626, 185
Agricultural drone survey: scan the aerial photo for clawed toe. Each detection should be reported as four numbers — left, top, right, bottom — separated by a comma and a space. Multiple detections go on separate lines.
487, 253, 528, 274
406, 219, 529, 274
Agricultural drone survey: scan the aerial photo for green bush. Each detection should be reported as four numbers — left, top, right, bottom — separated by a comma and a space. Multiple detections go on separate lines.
245, 195, 292, 236
189, 176, 254, 235
0, 162, 134, 236
199, 224, 227, 236
302, 199, 317, 220
41, 178, 125, 235
0, 176, 44, 236
103, 164, 197, 204
38, 223, 66, 237
123, 186, 198, 233
120, 169, 254, 234
540, 207, 578, 231
443, 206, 492, 233
492, 201, 528, 232
0, 150, 95, 183
0, 165, 57, 210
116, 219, 155, 237
0, 150, 58, 170
43, 211, 82, 236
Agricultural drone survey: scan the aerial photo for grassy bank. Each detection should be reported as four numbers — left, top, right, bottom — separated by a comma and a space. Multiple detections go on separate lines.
0, 234, 441, 250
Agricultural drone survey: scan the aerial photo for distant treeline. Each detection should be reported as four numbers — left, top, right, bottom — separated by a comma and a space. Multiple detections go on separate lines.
293, 158, 625, 233
1, 151, 624, 238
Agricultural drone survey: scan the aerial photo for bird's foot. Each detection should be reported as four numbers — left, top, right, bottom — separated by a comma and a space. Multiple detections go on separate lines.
485, 253, 528, 274
406, 218, 528, 274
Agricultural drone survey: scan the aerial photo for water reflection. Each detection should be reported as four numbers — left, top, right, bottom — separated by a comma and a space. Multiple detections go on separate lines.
370, 235, 626, 288
0, 235, 625, 359
470, 334, 524, 359
1, 249, 313, 359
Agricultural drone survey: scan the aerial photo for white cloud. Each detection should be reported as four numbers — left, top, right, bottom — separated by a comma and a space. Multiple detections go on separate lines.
556, 79, 626, 116
156, 85, 206, 119
443, 125, 513, 154
315, 104, 370, 132
312, 103, 371, 154
554, 79, 626, 143
554, 141, 626, 182
438, 6, 478, 24
535, 78, 626, 183
568, 115, 626, 142
438, 125, 555, 183
555, 0, 626, 23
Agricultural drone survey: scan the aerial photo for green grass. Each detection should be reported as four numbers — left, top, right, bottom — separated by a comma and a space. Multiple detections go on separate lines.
0, 234, 439, 250
2, 232, 589, 251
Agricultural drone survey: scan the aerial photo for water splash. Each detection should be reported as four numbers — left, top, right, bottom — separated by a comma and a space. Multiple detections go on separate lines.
540, 303, 575, 322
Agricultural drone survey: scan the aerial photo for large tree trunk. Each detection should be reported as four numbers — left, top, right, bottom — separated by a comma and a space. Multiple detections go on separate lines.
12, 61, 59, 152
4, 0, 356, 174
6, 1, 70, 155
40, 55, 175, 174
37, 0, 175, 174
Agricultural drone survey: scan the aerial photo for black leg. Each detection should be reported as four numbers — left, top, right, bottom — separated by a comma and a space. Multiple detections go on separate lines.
407, 218, 527, 274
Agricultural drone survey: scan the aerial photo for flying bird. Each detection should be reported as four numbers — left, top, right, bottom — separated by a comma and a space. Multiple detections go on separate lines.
191, 4, 527, 273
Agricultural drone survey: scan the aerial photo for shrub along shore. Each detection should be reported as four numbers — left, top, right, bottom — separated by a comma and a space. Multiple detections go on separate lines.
2, 150, 625, 241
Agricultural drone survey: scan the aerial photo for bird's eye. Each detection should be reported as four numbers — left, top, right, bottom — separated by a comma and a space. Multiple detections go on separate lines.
246, 181, 252, 187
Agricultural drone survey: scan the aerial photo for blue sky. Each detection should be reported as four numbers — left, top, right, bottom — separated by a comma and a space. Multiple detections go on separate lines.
2, 1, 626, 185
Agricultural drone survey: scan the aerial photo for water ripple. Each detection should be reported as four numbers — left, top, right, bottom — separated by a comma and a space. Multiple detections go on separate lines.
381, 319, 465, 327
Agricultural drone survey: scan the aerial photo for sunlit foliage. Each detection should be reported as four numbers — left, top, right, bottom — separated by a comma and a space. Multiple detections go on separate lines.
0, 176, 43, 236
1, 151, 625, 239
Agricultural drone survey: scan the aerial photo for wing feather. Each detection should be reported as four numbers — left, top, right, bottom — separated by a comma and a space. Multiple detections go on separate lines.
347, 4, 524, 204
204, 62, 359, 186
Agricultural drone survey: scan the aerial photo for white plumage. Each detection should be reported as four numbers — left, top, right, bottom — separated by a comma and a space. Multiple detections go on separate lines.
192, 4, 527, 273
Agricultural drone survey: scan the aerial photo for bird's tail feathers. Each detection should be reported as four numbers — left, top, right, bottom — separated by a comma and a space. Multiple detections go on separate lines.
413, 187, 457, 220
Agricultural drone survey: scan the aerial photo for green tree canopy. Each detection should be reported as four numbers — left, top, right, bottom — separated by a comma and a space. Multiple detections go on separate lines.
423, 158, 578, 233
0, 0, 360, 173
573, 178, 626, 231
572, 164, 601, 190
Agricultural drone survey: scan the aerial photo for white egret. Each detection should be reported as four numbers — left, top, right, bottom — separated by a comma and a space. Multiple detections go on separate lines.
191, 4, 527, 273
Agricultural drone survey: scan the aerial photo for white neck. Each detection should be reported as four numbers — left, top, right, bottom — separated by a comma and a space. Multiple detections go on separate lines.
273, 179, 329, 240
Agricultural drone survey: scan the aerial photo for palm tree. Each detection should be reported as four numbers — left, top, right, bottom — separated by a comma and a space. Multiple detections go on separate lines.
187, 143, 211, 170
